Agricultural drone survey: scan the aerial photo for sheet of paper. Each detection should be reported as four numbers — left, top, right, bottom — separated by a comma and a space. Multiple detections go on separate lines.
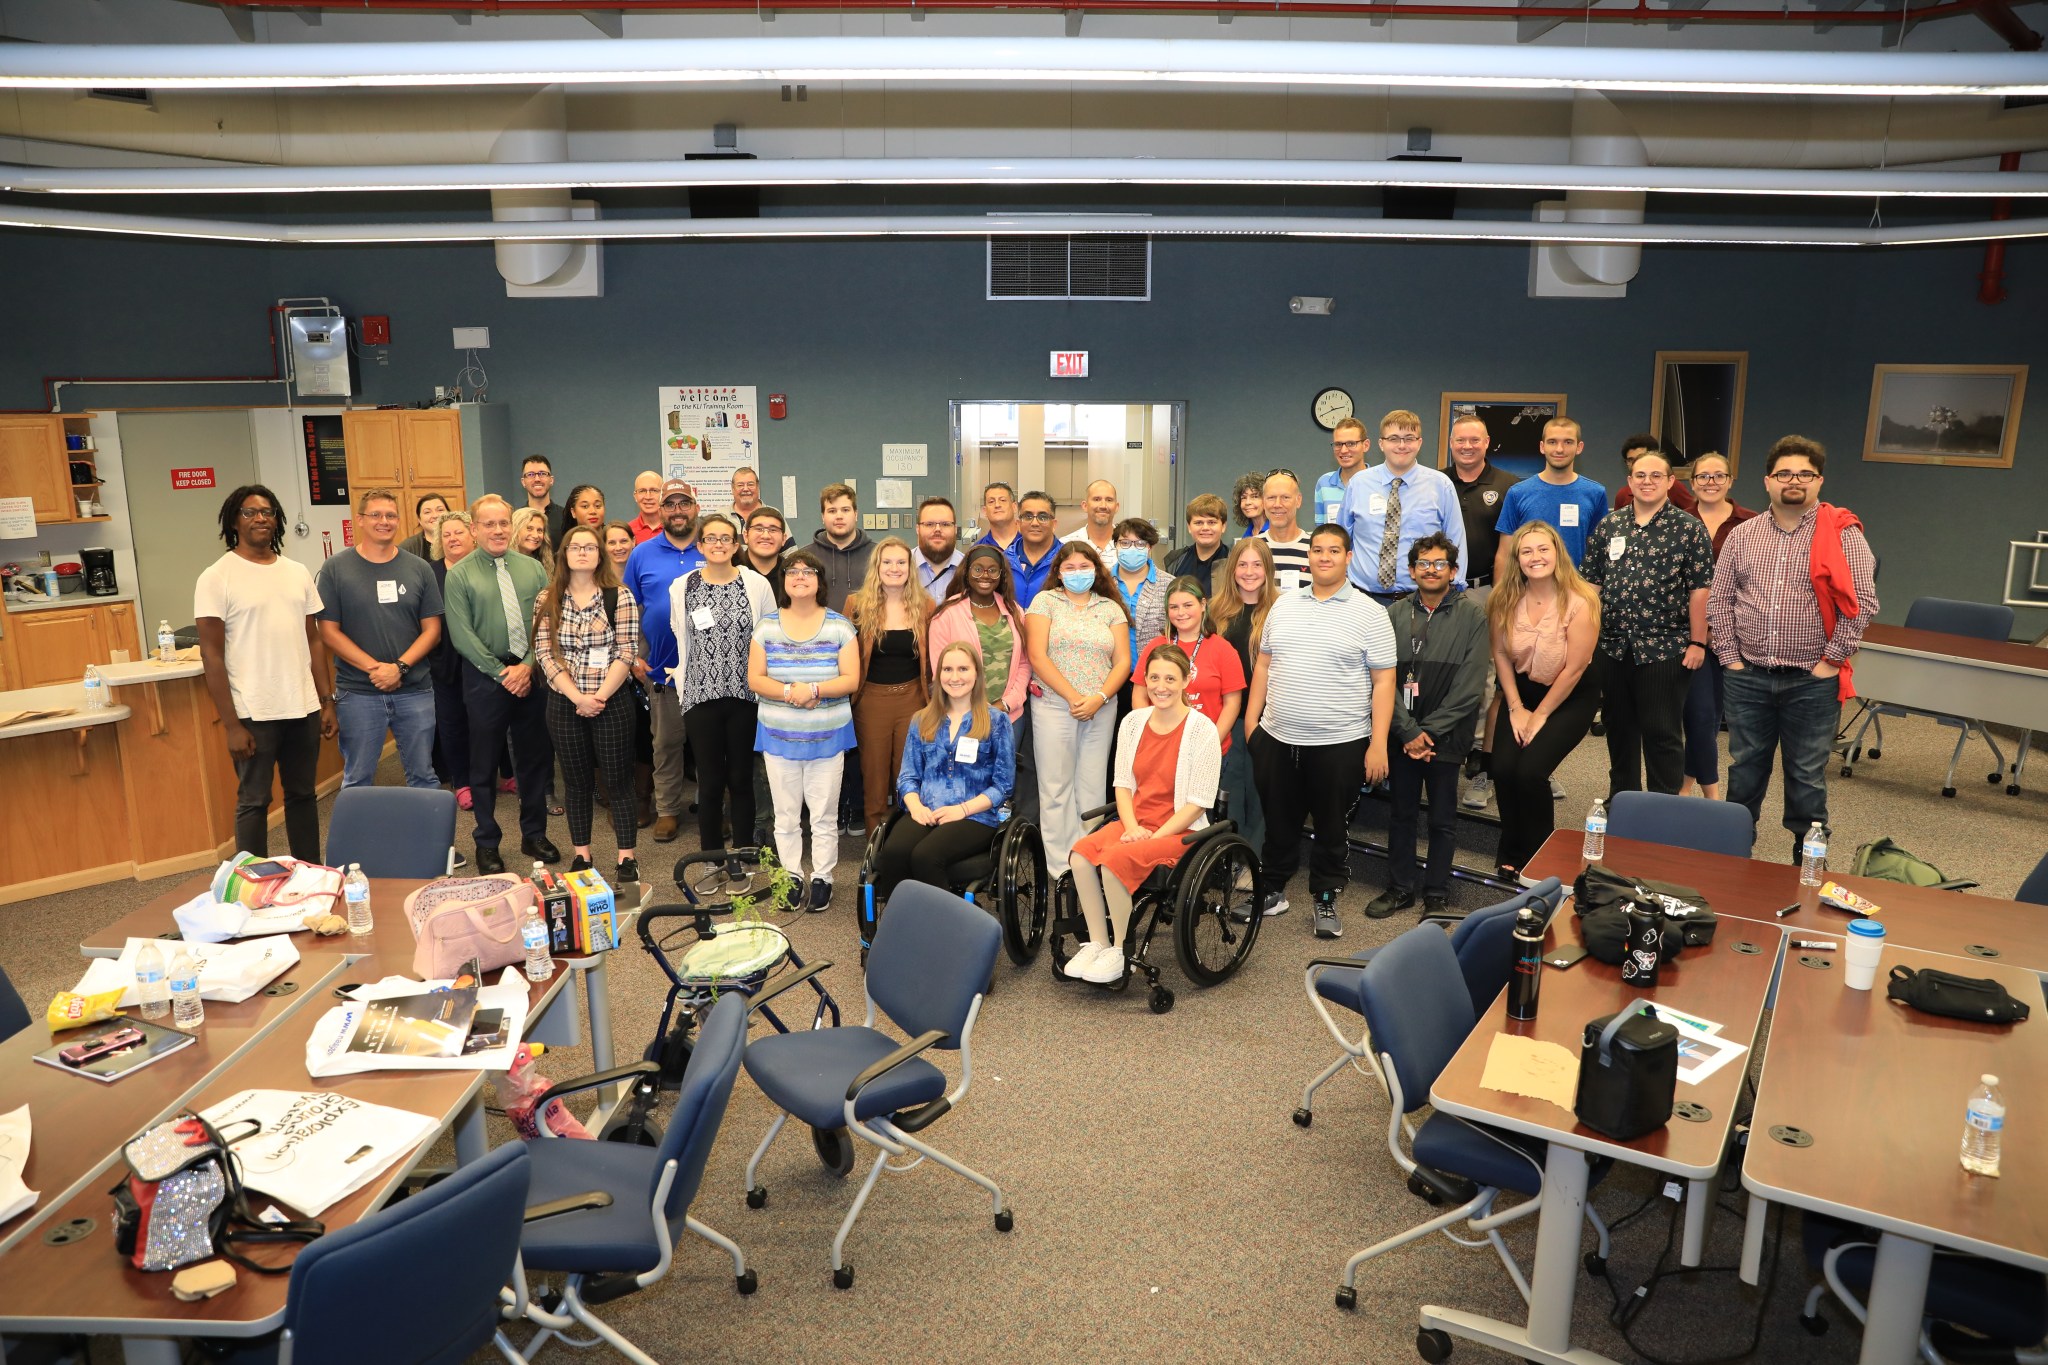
1479, 1033, 1581, 1113
780, 475, 798, 517
1675, 1030, 1748, 1086
1638, 1002, 1725, 1038
0, 498, 35, 539
882, 443, 928, 476
874, 478, 914, 509
0, 1105, 35, 1226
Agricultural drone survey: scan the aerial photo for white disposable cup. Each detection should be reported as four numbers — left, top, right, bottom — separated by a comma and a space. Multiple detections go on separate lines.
1843, 918, 1886, 991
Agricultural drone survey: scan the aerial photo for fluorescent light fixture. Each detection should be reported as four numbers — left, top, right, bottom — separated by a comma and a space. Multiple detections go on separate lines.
6, 157, 2045, 199
0, 202, 2041, 248
0, 37, 2044, 97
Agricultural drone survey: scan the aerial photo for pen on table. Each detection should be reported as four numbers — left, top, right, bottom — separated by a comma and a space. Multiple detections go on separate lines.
1775, 903, 1803, 919
1793, 939, 1839, 951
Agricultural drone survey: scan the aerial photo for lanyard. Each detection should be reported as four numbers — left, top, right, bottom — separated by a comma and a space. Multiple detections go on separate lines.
1405, 602, 1437, 687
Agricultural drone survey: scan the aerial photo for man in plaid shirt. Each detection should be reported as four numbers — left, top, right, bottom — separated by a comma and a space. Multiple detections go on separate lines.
1707, 436, 1878, 857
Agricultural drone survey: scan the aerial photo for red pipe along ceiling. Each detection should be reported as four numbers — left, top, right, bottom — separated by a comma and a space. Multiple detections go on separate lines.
1978, 150, 2023, 306
208, 0, 2017, 25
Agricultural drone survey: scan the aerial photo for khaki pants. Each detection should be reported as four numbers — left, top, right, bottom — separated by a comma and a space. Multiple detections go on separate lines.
853, 679, 925, 835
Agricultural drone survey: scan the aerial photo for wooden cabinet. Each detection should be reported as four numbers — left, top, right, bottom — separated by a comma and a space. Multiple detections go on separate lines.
406, 411, 464, 483
341, 411, 405, 486
404, 486, 468, 539
0, 416, 72, 523
342, 410, 467, 539
8, 601, 149, 687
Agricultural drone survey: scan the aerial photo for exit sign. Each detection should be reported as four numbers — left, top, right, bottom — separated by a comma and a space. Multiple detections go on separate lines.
1050, 350, 1090, 379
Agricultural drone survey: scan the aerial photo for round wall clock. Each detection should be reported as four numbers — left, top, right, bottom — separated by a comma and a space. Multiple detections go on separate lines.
1312, 387, 1355, 431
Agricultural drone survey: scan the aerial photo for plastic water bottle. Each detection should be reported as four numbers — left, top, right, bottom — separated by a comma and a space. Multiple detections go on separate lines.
1582, 798, 1607, 861
1961, 1074, 2005, 1177
134, 941, 169, 1021
1799, 822, 1828, 887
157, 619, 177, 664
169, 947, 205, 1029
82, 664, 107, 710
343, 863, 373, 936
521, 904, 554, 983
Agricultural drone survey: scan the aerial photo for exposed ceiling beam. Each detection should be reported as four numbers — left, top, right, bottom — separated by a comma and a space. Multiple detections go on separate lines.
581, 8, 626, 33
220, 6, 257, 41
1972, 0, 2045, 47
1515, 0, 1590, 44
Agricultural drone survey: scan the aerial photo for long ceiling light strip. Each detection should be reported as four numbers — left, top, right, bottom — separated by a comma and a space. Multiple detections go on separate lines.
6, 156, 2046, 198
1, 202, 2041, 247
1, 36, 2045, 96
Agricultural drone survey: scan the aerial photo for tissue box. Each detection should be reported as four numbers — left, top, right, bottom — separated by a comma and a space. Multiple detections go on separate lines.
564, 871, 617, 953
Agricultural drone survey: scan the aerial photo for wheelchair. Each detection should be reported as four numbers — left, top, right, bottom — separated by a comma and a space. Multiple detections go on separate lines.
856, 808, 1050, 969
1047, 792, 1262, 1014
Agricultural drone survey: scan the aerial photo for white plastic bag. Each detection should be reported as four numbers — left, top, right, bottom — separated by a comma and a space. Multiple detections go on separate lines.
303, 970, 531, 1079
202, 1088, 438, 1218
77, 935, 302, 1006
171, 892, 250, 944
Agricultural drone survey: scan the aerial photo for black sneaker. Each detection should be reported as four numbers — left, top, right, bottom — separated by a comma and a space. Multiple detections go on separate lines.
474, 845, 505, 875
808, 877, 833, 913
1312, 891, 1343, 939
569, 855, 593, 873
614, 857, 639, 884
1422, 893, 1451, 918
1365, 888, 1416, 920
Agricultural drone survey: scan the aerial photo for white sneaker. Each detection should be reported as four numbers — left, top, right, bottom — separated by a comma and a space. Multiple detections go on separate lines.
1550, 776, 1567, 800
1078, 946, 1126, 984
1461, 773, 1493, 809
1063, 942, 1105, 978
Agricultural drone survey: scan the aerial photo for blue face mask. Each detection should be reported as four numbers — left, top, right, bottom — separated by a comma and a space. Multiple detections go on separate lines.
1061, 569, 1097, 595
1116, 546, 1150, 573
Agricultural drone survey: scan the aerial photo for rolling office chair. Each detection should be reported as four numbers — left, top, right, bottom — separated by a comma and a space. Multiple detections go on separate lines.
2016, 851, 2048, 908
739, 880, 1010, 1289
0, 965, 28, 1044
1840, 597, 2018, 798
1328, 922, 1609, 1314
1798, 1213, 2048, 1365
1606, 791, 1756, 859
222, 1142, 533, 1365
325, 787, 460, 877
1293, 878, 1565, 1127
514, 990, 755, 1365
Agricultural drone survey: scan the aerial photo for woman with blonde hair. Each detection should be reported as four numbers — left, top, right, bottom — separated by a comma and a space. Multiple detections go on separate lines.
870, 642, 1017, 902
1487, 521, 1602, 876
511, 506, 556, 577
844, 536, 933, 834
1207, 535, 1278, 856
532, 525, 641, 882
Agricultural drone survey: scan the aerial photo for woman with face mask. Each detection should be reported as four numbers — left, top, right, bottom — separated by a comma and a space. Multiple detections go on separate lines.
1062, 644, 1221, 984
1023, 543, 1132, 870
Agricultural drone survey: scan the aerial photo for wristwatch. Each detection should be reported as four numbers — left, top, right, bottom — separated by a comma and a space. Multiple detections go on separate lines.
396, 660, 412, 676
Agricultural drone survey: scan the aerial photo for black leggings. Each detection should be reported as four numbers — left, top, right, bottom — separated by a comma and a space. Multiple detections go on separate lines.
872, 816, 1002, 901
1490, 670, 1601, 871
683, 696, 758, 853
544, 691, 638, 850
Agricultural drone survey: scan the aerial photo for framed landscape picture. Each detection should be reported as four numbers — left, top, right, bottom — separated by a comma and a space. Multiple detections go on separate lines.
1863, 364, 2027, 468
1437, 393, 1568, 480
1650, 351, 1747, 479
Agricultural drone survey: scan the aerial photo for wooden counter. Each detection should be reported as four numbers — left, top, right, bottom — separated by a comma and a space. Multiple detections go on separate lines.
0, 666, 341, 905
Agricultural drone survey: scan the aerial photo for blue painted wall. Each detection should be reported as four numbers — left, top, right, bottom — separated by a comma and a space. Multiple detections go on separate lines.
3, 229, 2042, 626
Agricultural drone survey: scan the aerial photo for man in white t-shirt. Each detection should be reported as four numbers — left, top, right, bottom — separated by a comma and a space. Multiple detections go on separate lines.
195, 483, 336, 862
1060, 479, 1120, 563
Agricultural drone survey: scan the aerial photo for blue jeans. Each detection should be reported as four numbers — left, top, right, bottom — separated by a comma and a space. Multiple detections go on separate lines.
1681, 653, 1723, 786
335, 687, 440, 790
1723, 665, 1836, 840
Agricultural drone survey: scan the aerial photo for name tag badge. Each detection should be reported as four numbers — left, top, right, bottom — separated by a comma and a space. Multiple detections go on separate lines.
1368, 494, 1389, 517
1559, 503, 1580, 528
691, 605, 716, 630
1402, 679, 1419, 707
955, 735, 980, 764
1279, 569, 1301, 592
587, 641, 610, 672
1608, 536, 1627, 562
376, 579, 399, 604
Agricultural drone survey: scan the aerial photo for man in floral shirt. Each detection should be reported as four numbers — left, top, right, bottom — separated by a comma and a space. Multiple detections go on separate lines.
1580, 448, 1714, 798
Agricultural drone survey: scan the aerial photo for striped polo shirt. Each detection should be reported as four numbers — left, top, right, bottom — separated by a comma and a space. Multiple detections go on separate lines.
1258, 583, 1398, 746
752, 609, 859, 761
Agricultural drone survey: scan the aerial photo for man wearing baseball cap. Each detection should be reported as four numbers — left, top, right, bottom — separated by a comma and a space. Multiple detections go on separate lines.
622, 478, 707, 841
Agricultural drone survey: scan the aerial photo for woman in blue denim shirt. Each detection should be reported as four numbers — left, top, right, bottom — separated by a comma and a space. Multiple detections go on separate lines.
871, 641, 1017, 902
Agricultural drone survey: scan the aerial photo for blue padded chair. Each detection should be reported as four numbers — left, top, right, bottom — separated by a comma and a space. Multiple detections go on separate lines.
1607, 791, 1756, 859
0, 964, 28, 1045
325, 787, 459, 878
1331, 923, 1609, 1311
2016, 851, 2048, 908
1293, 878, 1563, 1127
229, 1142, 532, 1365
740, 880, 1008, 1289
516, 990, 754, 1365
1841, 597, 2018, 797
1798, 1213, 2048, 1364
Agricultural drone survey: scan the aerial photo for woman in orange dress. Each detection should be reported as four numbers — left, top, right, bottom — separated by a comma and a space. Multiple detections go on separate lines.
1063, 643, 1222, 984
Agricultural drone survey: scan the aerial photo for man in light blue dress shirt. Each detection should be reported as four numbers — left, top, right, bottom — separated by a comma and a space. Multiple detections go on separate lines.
1339, 409, 1468, 606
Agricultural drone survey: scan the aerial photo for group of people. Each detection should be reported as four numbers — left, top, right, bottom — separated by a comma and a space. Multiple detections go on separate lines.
193, 407, 1876, 955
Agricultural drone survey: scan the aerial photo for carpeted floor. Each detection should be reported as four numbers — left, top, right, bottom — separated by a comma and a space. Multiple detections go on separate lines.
7, 711, 2042, 1365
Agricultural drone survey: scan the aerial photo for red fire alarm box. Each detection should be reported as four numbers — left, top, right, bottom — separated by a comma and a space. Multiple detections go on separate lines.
361, 315, 391, 346
767, 393, 787, 420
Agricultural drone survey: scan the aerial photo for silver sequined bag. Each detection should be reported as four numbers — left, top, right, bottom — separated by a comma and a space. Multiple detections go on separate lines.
110, 1113, 322, 1273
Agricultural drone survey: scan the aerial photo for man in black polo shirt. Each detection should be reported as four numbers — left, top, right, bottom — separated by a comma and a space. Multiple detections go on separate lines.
1447, 415, 1518, 810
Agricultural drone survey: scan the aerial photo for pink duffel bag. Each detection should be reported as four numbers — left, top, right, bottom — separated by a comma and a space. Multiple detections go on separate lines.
402, 875, 538, 980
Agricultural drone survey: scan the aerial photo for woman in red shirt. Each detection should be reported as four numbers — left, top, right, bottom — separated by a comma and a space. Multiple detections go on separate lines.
1136, 576, 1246, 754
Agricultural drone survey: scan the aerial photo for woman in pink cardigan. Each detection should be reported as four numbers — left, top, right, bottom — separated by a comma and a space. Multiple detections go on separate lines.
928, 543, 1036, 823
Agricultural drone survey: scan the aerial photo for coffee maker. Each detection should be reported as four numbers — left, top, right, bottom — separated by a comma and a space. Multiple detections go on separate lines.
81, 547, 118, 597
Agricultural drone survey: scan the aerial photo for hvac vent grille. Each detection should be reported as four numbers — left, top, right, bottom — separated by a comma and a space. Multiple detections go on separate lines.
988, 236, 1150, 301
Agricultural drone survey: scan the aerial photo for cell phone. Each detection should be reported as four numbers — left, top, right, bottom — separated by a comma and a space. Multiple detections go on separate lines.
1544, 943, 1589, 971
241, 859, 292, 880
59, 1025, 146, 1066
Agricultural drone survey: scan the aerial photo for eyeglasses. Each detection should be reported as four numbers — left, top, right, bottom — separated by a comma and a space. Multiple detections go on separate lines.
236, 507, 278, 520
1332, 439, 1366, 450
522, 470, 551, 481
1018, 511, 1055, 522
1629, 470, 1671, 483
1381, 434, 1422, 446
1691, 472, 1730, 484
1769, 469, 1820, 483
699, 534, 736, 547
1413, 559, 1451, 571
662, 497, 695, 508
918, 520, 956, 530
783, 565, 819, 578
1115, 540, 1149, 551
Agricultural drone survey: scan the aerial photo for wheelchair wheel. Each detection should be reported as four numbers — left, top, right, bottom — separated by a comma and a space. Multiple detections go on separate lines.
998, 821, 1049, 966
811, 1124, 855, 1177
1173, 836, 1262, 987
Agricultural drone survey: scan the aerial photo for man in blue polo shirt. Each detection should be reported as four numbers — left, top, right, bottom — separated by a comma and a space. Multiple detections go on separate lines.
1008, 489, 1062, 605
1492, 416, 1610, 577
622, 477, 705, 843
